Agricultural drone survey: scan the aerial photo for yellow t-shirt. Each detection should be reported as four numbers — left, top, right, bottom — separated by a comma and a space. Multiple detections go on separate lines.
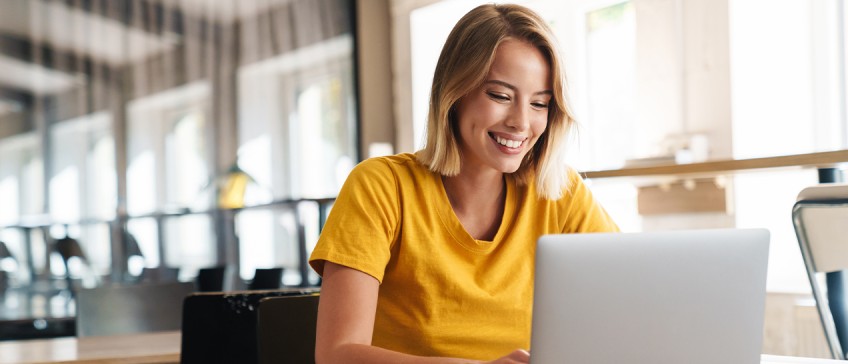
309, 153, 618, 360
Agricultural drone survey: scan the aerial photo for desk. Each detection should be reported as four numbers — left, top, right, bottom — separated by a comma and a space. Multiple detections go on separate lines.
0, 283, 76, 340
0, 331, 180, 363
581, 149, 848, 179
0, 332, 840, 364
762, 355, 842, 363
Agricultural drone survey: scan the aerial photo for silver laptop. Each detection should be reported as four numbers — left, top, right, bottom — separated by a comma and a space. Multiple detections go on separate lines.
530, 229, 770, 364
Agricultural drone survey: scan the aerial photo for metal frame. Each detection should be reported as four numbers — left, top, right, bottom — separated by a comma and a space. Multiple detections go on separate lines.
792, 198, 848, 360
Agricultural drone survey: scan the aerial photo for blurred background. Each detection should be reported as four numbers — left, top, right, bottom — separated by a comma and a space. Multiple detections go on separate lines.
0, 0, 357, 290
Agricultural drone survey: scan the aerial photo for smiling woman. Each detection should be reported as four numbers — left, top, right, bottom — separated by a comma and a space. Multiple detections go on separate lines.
309, 3, 619, 363
452, 39, 552, 180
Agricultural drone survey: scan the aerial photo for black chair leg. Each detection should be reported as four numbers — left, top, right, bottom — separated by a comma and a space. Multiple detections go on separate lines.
827, 270, 848, 358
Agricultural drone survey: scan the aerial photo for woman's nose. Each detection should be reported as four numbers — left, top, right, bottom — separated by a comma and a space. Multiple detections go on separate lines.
505, 104, 530, 131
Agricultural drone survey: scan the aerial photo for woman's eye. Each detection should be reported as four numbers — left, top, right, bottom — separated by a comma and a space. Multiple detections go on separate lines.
532, 102, 549, 109
487, 92, 510, 102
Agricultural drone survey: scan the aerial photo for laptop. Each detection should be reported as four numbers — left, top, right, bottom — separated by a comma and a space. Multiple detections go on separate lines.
530, 228, 770, 364
180, 288, 320, 364
256, 294, 320, 364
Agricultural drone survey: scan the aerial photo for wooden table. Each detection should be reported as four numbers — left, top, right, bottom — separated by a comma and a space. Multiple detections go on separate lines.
0, 330, 841, 364
762, 355, 842, 363
0, 331, 180, 363
582, 149, 848, 179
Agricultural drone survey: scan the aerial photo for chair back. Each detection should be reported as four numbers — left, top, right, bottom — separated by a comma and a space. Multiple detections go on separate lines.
139, 266, 180, 283
196, 266, 226, 292
257, 294, 319, 364
76, 281, 195, 337
180, 288, 319, 364
793, 183, 848, 359
0, 271, 8, 296
0, 240, 14, 261
55, 236, 87, 262
248, 268, 284, 290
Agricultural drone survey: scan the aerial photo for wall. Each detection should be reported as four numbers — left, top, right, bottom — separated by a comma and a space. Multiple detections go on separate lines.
356, 0, 398, 158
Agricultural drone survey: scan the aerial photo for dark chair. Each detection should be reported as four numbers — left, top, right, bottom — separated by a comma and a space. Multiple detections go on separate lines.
257, 294, 320, 364
0, 271, 8, 297
55, 235, 87, 268
0, 240, 14, 261
76, 281, 195, 337
180, 288, 319, 364
124, 229, 144, 259
247, 268, 284, 290
123, 229, 145, 282
139, 267, 181, 283
196, 266, 226, 292
54, 235, 89, 292
793, 183, 848, 359
0, 241, 14, 295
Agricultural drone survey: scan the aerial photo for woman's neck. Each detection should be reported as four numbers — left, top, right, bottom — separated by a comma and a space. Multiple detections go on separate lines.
444, 166, 504, 204
442, 168, 506, 241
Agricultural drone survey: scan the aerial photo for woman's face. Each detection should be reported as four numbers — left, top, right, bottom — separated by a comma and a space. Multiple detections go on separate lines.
454, 38, 552, 175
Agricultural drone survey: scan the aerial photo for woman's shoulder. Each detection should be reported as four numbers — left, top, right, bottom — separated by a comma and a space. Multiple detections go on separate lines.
565, 167, 585, 189
353, 153, 430, 176
514, 165, 585, 200
346, 153, 431, 187
355, 152, 418, 169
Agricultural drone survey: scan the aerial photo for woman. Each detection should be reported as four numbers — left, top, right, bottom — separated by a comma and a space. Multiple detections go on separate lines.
309, 4, 618, 363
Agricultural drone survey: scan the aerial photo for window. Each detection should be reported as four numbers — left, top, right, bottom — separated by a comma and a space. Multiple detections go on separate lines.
730, 0, 845, 159
237, 35, 357, 281
49, 112, 115, 277
127, 82, 212, 215
0, 134, 41, 282
165, 109, 210, 208
127, 82, 214, 273
238, 35, 357, 200
580, 2, 636, 170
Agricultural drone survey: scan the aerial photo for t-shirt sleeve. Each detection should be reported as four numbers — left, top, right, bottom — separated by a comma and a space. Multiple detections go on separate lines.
560, 168, 620, 233
308, 158, 400, 283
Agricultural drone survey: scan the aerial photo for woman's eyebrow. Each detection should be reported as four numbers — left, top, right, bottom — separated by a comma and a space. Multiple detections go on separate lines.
484, 79, 552, 96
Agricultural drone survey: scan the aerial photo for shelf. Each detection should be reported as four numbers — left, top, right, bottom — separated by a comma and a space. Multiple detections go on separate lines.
581, 150, 848, 179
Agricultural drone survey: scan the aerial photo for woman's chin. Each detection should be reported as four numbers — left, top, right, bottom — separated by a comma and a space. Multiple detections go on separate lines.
498, 162, 523, 174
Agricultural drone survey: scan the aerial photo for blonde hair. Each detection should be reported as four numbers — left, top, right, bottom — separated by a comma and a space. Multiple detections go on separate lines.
416, 3, 575, 200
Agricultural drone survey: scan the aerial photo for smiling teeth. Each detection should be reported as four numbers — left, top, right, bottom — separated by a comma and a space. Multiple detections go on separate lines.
495, 135, 522, 149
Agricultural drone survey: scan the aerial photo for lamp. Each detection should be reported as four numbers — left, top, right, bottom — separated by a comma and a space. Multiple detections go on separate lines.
216, 164, 259, 209
196, 163, 271, 210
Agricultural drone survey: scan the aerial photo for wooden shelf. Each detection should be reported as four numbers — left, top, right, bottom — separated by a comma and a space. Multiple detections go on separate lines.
581, 150, 848, 179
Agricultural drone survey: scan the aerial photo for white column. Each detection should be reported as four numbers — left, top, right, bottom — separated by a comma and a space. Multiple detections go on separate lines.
634, 0, 733, 159
681, 0, 733, 159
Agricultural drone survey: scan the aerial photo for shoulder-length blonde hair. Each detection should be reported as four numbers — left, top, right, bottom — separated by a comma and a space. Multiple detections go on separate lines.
416, 3, 575, 200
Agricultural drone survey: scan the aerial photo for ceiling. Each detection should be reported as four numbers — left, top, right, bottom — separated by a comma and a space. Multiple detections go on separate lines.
0, 0, 295, 117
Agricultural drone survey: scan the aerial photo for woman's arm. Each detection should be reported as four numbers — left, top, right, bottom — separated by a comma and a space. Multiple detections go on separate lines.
314, 262, 529, 364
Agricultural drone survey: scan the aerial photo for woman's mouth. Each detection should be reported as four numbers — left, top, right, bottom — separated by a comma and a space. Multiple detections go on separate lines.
489, 132, 525, 149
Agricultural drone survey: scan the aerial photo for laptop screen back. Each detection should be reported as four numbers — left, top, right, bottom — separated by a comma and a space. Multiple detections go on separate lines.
530, 229, 769, 364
